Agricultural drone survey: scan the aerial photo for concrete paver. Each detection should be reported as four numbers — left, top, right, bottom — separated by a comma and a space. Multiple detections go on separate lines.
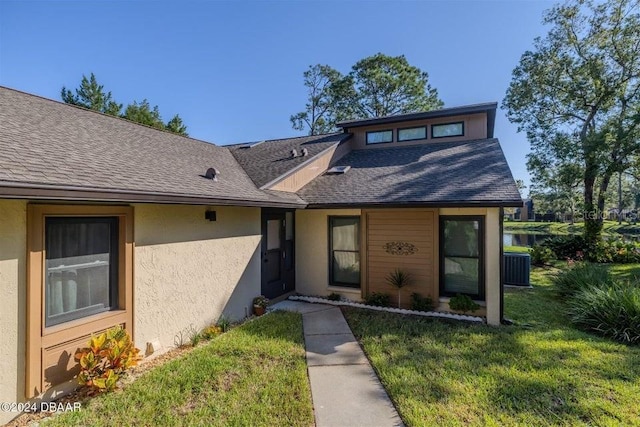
272, 300, 403, 427
308, 364, 403, 427
303, 307, 353, 336
305, 333, 368, 367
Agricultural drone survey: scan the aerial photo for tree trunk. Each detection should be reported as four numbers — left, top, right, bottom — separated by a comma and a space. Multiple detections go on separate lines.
597, 172, 612, 230
583, 160, 601, 248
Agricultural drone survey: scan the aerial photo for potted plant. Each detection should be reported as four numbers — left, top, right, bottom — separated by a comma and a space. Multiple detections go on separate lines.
253, 295, 269, 316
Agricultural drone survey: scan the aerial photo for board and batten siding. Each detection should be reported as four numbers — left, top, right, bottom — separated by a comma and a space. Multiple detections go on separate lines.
364, 209, 437, 309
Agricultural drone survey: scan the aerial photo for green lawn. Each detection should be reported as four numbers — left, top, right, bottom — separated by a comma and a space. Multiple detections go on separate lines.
44, 311, 314, 427
342, 263, 640, 426
504, 245, 530, 253
504, 220, 640, 237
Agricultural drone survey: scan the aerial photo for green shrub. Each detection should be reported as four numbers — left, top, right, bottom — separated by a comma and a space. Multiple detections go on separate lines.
581, 238, 640, 264
542, 235, 586, 260
568, 281, 640, 344
188, 324, 202, 347
530, 245, 554, 266
327, 292, 341, 301
448, 294, 480, 313
553, 262, 614, 298
364, 292, 391, 307
217, 315, 231, 333
410, 292, 433, 312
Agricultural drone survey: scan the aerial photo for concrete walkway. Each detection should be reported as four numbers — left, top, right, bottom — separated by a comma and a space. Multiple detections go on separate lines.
272, 300, 403, 427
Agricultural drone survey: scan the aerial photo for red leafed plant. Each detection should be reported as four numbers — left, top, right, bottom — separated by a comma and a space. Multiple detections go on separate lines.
74, 326, 140, 393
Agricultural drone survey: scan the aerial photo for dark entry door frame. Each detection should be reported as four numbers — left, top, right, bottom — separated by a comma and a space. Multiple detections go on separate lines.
261, 209, 295, 299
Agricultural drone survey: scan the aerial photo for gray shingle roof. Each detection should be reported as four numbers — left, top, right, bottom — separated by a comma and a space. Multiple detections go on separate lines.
297, 139, 522, 207
229, 133, 351, 188
0, 87, 303, 207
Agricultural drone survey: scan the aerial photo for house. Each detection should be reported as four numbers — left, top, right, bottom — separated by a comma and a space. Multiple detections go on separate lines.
0, 86, 521, 423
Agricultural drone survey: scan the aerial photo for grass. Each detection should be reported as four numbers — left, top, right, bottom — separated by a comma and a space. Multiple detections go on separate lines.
44, 311, 313, 427
504, 220, 640, 237
504, 245, 530, 253
342, 262, 640, 426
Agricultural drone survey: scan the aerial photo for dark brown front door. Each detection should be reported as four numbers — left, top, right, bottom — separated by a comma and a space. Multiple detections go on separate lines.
261, 210, 295, 299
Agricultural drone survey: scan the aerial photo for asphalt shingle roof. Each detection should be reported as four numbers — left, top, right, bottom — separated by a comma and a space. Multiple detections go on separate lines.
229, 133, 351, 188
297, 139, 522, 207
0, 87, 303, 207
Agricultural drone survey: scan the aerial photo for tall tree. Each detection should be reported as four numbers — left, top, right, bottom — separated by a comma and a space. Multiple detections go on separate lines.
291, 54, 443, 135
290, 65, 355, 135
503, 0, 640, 246
165, 114, 189, 136
123, 99, 165, 130
61, 73, 189, 136
61, 73, 122, 116
350, 53, 443, 117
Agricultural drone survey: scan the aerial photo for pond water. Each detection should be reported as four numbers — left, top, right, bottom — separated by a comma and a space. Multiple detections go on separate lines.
504, 232, 640, 248
503, 233, 554, 248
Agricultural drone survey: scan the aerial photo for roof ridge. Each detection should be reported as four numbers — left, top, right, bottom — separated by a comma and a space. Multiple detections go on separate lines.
228, 131, 345, 147
0, 85, 220, 148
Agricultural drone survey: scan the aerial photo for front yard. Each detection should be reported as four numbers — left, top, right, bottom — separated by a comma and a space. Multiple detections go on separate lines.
342, 263, 640, 426
42, 311, 313, 427
25, 264, 640, 427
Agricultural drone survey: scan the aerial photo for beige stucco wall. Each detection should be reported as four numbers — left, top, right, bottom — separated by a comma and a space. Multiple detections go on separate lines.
0, 199, 27, 425
439, 207, 501, 325
134, 204, 262, 355
295, 209, 362, 300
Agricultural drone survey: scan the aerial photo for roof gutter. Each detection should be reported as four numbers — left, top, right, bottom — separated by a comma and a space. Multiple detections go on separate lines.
305, 200, 525, 209
0, 183, 307, 209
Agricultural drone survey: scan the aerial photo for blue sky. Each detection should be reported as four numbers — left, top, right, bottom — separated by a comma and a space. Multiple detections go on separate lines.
0, 0, 556, 188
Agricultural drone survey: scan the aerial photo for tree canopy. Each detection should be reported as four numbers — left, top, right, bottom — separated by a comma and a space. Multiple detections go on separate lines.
61, 73, 122, 116
290, 65, 355, 135
61, 73, 189, 136
291, 53, 443, 135
503, 0, 640, 244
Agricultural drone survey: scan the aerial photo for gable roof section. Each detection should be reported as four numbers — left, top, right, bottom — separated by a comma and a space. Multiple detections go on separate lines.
0, 87, 304, 207
337, 102, 497, 138
229, 133, 351, 188
297, 139, 522, 207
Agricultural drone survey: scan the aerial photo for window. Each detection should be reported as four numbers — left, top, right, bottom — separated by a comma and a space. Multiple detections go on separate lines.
27, 205, 133, 397
329, 217, 360, 287
440, 216, 484, 299
366, 130, 393, 144
45, 217, 119, 327
431, 122, 464, 138
398, 126, 427, 142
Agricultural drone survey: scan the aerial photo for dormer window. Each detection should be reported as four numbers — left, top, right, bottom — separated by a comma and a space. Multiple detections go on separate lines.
366, 130, 393, 144
398, 126, 427, 142
432, 121, 464, 138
